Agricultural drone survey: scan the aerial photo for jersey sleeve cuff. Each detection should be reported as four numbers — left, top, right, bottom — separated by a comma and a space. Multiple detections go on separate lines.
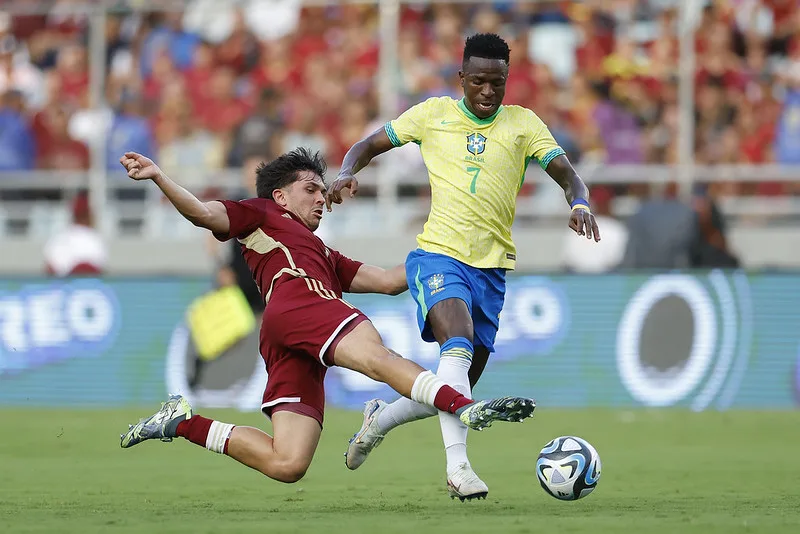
212, 199, 235, 242
537, 147, 566, 170
340, 261, 364, 292
384, 122, 404, 147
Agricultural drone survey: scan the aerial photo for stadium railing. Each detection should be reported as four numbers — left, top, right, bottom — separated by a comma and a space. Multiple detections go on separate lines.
0, 164, 798, 240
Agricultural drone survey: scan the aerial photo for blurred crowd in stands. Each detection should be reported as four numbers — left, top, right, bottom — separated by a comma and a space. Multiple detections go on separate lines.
0, 0, 798, 198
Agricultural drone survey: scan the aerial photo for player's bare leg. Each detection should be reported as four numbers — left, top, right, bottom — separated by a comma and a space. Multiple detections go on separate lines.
344, 300, 495, 500
122, 321, 532, 487
333, 321, 435, 399
468, 346, 490, 388
334, 321, 534, 461
121, 396, 321, 484
426, 298, 490, 501
225, 410, 321, 483
346, 347, 489, 471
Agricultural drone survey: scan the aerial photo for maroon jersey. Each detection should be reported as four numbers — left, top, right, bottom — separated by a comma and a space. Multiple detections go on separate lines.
214, 198, 363, 304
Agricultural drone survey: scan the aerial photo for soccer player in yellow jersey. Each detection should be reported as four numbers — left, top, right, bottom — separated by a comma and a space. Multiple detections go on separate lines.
327, 33, 600, 501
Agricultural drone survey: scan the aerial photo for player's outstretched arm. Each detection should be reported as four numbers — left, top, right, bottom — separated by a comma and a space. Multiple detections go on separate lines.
119, 152, 230, 236
348, 264, 407, 296
326, 127, 395, 211
545, 154, 601, 242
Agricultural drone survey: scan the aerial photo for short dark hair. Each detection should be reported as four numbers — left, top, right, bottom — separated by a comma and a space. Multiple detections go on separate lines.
463, 33, 510, 67
255, 147, 327, 200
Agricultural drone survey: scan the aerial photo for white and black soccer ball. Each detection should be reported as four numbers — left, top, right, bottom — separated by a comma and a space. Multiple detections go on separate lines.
536, 436, 601, 501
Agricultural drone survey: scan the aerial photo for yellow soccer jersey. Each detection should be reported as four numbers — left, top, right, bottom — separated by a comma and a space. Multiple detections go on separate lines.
385, 96, 565, 270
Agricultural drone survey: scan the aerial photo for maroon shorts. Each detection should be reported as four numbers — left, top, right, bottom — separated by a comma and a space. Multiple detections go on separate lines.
259, 278, 368, 426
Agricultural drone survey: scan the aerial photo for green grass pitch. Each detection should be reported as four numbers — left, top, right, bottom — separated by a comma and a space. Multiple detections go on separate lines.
1, 407, 798, 533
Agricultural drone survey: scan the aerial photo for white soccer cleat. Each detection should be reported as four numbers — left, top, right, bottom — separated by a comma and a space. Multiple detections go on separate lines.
344, 399, 387, 470
447, 462, 489, 501
120, 394, 193, 448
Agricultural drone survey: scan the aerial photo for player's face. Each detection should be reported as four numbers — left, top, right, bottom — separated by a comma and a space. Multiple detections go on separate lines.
459, 57, 508, 118
280, 171, 327, 231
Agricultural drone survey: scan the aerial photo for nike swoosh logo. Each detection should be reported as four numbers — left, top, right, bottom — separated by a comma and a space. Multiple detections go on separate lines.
441, 120, 459, 125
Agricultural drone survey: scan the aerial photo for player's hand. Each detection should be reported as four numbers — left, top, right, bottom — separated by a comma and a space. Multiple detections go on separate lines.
325, 172, 359, 212
569, 208, 601, 242
119, 152, 162, 181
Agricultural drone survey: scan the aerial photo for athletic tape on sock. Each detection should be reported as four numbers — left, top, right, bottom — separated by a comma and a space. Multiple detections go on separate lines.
410, 370, 445, 405
205, 421, 235, 454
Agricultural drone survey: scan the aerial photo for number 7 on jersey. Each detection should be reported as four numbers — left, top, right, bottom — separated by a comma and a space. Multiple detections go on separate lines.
466, 166, 481, 194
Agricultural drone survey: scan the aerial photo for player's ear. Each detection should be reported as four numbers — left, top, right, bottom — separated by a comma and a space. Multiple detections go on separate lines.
272, 188, 286, 206
458, 71, 465, 87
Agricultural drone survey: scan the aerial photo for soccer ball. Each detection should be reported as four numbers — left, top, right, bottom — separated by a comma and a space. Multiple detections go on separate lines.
536, 436, 601, 501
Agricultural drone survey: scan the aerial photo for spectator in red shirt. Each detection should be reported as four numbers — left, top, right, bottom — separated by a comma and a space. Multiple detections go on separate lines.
198, 66, 250, 134
183, 41, 216, 110
142, 50, 180, 105
36, 105, 89, 170
250, 38, 302, 94
53, 43, 88, 109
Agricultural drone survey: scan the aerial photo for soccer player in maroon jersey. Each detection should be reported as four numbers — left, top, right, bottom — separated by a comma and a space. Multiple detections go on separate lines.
118, 148, 535, 485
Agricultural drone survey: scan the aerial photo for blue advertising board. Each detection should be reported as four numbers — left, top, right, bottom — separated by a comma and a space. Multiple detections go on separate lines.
0, 272, 798, 410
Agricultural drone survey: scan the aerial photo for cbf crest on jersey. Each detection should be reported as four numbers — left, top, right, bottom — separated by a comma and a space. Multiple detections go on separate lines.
428, 273, 445, 295
467, 133, 487, 155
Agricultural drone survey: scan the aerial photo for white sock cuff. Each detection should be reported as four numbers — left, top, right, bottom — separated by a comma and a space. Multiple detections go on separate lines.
438, 354, 472, 371
440, 347, 473, 366
205, 421, 235, 454
410, 370, 445, 406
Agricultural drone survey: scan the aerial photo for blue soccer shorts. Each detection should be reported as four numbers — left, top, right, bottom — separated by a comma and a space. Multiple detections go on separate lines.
405, 248, 506, 352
